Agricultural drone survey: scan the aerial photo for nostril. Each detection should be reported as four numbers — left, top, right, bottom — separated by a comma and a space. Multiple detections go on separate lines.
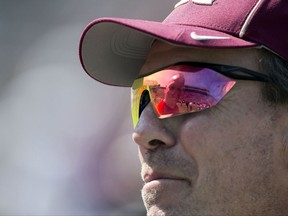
149, 139, 165, 147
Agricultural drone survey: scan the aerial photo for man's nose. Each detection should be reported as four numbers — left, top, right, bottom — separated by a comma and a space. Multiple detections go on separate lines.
132, 104, 177, 151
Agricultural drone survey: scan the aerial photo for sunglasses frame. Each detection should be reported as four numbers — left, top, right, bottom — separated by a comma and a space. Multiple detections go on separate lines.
131, 62, 270, 127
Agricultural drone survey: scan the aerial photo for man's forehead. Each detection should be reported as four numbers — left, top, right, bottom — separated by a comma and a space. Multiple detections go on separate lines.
139, 41, 261, 76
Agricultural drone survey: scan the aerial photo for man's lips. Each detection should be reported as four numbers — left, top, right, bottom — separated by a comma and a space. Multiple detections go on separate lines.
143, 171, 189, 184
142, 171, 192, 193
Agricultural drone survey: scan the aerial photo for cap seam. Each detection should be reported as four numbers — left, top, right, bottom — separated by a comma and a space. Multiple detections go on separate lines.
239, 0, 264, 38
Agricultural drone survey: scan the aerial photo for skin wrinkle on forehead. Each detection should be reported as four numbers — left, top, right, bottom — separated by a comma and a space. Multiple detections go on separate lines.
139, 41, 261, 77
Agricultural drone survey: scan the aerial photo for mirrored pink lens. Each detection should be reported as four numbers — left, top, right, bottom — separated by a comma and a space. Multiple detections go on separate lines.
141, 65, 236, 118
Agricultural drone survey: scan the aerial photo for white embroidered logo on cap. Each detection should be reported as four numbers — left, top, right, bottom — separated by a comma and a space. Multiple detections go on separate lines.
174, 0, 189, 8
191, 32, 230, 41
175, 0, 215, 8
192, 0, 215, 5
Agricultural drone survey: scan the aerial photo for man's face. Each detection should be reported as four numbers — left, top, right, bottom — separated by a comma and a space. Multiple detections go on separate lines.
132, 42, 288, 216
164, 75, 184, 107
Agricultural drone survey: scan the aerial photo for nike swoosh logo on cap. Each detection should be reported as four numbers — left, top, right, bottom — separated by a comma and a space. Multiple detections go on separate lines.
191, 32, 230, 40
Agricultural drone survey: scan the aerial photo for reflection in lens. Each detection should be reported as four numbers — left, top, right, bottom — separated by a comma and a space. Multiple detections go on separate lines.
142, 65, 236, 119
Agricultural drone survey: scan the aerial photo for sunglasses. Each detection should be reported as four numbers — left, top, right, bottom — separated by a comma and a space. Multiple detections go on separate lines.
131, 62, 269, 128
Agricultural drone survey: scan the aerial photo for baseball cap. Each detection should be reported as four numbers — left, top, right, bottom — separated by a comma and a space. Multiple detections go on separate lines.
79, 0, 288, 87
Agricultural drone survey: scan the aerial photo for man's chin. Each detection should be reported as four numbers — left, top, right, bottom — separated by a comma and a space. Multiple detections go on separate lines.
146, 206, 166, 216
141, 178, 190, 206
145, 204, 189, 216
141, 186, 190, 216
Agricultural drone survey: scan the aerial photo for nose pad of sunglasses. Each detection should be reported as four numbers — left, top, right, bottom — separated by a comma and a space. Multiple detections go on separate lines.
139, 90, 151, 118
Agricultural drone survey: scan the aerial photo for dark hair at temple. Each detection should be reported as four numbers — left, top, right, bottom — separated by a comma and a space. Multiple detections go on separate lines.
259, 49, 288, 104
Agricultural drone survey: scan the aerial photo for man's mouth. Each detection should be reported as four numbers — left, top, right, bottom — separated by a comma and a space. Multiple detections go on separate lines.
142, 170, 191, 190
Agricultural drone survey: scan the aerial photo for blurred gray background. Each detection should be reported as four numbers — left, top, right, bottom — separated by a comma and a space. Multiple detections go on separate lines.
0, 0, 176, 215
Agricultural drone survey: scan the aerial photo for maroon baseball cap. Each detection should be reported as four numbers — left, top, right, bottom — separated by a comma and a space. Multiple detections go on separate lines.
79, 0, 288, 87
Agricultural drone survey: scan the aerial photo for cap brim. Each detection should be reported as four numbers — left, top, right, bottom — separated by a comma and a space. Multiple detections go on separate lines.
79, 17, 257, 87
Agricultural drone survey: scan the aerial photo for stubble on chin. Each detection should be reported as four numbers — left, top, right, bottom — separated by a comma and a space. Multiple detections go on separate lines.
140, 148, 198, 216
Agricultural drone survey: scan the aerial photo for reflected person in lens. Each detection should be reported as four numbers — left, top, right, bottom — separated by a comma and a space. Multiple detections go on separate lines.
157, 73, 184, 115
